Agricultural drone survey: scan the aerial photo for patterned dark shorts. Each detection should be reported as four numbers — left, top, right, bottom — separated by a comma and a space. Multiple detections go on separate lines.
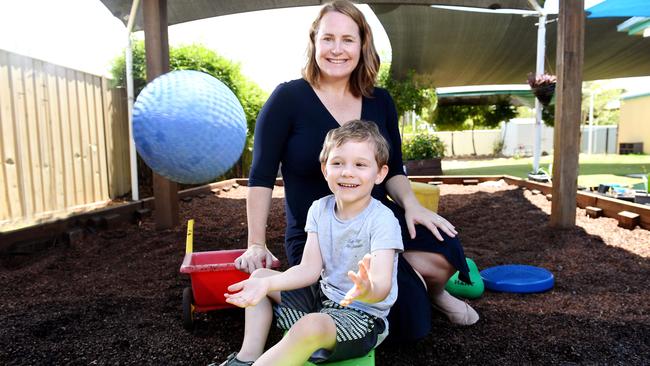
273, 284, 386, 363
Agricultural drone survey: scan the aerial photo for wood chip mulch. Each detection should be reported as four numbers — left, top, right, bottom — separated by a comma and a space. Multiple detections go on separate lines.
1, 183, 648, 365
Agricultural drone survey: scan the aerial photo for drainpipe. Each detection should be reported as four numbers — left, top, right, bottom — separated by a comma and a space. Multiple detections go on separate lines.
126, 0, 141, 200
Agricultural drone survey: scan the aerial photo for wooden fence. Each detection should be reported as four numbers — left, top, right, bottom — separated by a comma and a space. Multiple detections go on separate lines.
0, 50, 130, 231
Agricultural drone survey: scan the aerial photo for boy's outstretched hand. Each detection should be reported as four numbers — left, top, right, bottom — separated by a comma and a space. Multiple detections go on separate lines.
224, 277, 270, 308
340, 254, 373, 307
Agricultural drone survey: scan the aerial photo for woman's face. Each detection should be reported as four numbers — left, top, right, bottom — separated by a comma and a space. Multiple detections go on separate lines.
314, 11, 362, 83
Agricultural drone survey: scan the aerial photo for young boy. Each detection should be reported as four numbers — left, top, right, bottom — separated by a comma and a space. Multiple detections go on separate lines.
215, 120, 403, 366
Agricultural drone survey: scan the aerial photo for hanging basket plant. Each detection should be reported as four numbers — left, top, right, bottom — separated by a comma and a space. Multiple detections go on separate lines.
527, 72, 557, 107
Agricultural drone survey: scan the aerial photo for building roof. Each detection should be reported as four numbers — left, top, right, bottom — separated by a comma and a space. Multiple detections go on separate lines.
436, 84, 536, 106
621, 90, 650, 101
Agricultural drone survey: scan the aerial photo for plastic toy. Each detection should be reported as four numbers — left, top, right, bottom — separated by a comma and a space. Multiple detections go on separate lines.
480, 264, 554, 293
305, 350, 374, 366
133, 70, 246, 184
445, 257, 484, 299
180, 220, 280, 329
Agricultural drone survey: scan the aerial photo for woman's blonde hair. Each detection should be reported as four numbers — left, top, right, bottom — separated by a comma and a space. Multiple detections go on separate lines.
319, 120, 389, 167
302, 0, 380, 98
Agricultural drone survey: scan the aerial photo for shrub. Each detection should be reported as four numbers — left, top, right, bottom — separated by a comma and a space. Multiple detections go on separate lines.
110, 42, 267, 187
402, 134, 445, 160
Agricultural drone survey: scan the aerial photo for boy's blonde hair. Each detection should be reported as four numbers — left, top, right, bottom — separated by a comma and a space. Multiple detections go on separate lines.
302, 0, 380, 98
319, 120, 390, 167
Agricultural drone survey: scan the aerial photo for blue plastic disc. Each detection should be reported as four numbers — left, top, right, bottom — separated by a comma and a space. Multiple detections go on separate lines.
480, 265, 554, 293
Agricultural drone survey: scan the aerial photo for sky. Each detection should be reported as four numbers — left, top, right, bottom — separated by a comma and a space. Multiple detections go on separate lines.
0, 0, 647, 94
0, 0, 390, 93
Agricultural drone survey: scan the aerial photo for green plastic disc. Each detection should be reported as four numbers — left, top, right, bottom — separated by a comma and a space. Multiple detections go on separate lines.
445, 257, 484, 299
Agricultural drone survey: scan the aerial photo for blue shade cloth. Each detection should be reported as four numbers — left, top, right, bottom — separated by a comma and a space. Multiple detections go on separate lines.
587, 0, 650, 18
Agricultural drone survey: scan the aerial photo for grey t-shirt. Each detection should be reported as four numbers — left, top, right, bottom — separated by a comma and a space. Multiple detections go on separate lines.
305, 195, 403, 320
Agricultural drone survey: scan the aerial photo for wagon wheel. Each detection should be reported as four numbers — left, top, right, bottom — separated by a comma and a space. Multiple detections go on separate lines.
182, 287, 195, 330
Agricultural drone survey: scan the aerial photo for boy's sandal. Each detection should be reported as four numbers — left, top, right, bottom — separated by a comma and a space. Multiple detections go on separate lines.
207, 352, 254, 366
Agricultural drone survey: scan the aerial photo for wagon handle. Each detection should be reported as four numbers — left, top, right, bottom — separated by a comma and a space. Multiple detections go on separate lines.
186, 219, 194, 254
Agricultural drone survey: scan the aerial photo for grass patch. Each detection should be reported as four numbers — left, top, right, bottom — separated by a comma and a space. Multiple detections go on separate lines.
442, 154, 650, 188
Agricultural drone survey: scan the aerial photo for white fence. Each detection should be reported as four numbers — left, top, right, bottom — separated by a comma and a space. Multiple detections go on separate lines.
407, 118, 618, 157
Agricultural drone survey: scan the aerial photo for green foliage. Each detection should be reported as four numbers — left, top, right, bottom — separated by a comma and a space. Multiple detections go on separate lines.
492, 139, 505, 156
110, 40, 147, 97
520, 81, 623, 128
516, 105, 556, 126
377, 64, 436, 116
110, 41, 268, 181
111, 42, 266, 140
430, 105, 469, 131
483, 102, 518, 128
402, 134, 445, 160
431, 100, 516, 131
542, 106, 555, 127
581, 82, 622, 126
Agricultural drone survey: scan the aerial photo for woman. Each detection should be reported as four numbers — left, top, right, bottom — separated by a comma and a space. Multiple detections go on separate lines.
235, 0, 478, 342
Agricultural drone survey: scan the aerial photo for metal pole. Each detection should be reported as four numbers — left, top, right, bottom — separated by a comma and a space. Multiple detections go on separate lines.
532, 13, 546, 174
587, 92, 594, 155
126, 0, 141, 201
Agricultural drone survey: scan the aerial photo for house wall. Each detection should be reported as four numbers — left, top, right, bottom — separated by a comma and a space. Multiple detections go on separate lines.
411, 118, 617, 157
619, 93, 650, 154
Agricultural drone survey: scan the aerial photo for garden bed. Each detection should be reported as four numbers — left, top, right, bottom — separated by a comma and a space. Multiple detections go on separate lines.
1, 184, 648, 365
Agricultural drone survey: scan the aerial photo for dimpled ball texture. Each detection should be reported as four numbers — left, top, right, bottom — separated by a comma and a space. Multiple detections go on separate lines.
133, 70, 247, 184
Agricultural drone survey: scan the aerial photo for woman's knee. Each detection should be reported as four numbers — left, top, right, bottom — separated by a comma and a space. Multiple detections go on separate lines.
403, 251, 454, 281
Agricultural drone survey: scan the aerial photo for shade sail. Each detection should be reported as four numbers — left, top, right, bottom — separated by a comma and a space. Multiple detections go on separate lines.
587, 0, 650, 18
99, 1, 650, 87
371, 4, 650, 86
99, 0, 535, 30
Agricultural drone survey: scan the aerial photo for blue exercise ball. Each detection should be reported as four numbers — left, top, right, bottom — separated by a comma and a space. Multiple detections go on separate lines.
133, 70, 247, 184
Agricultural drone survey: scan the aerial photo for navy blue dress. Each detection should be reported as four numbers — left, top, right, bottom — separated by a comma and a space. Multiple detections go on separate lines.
248, 79, 469, 342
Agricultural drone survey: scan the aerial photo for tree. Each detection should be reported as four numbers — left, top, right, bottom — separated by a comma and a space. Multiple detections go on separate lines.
429, 105, 467, 156
581, 81, 622, 126
377, 63, 436, 120
430, 100, 516, 156
110, 42, 267, 191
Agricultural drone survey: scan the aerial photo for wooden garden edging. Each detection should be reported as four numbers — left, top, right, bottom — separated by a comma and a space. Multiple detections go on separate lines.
409, 175, 650, 230
2, 176, 648, 253
0, 179, 242, 252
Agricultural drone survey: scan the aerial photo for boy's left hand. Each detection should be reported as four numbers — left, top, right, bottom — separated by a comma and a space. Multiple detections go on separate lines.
341, 254, 372, 307
224, 277, 269, 308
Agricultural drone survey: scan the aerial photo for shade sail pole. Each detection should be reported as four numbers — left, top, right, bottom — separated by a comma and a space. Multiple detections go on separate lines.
550, 0, 584, 228
532, 2, 546, 174
587, 92, 595, 154
142, 0, 179, 229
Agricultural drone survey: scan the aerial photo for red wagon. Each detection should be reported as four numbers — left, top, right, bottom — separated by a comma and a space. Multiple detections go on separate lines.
180, 220, 280, 329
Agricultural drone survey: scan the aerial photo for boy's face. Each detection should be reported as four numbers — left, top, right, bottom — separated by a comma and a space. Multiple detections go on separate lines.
321, 140, 388, 206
